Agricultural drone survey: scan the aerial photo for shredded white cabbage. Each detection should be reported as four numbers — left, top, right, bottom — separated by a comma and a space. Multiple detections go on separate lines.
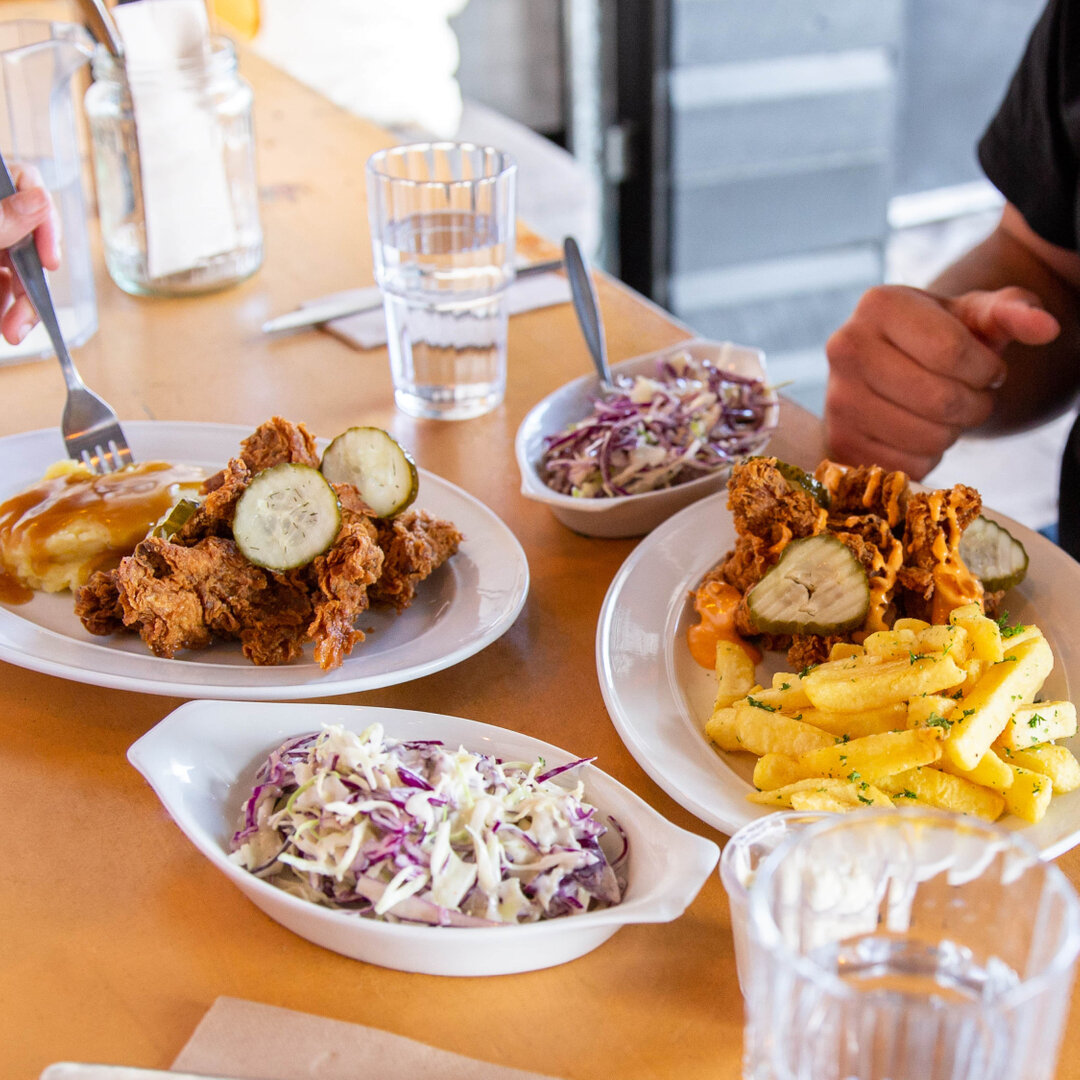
228, 723, 626, 926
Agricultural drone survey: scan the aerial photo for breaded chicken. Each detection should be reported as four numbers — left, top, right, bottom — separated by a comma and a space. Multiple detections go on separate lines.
370, 509, 464, 611
700, 458, 989, 671
73, 418, 462, 669
816, 462, 909, 530
718, 457, 828, 593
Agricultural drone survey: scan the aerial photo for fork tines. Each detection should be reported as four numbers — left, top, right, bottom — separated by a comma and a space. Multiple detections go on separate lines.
77, 437, 134, 473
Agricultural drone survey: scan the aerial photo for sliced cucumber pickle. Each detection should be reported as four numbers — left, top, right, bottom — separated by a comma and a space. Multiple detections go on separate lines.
774, 459, 831, 509
150, 497, 200, 539
959, 515, 1029, 592
233, 463, 342, 571
746, 534, 868, 636
320, 426, 419, 518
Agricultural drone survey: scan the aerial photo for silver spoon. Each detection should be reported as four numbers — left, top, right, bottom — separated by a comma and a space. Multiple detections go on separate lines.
563, 236, 616, 390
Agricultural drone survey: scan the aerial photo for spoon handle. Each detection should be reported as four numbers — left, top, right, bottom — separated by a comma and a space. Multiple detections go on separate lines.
563, 236, 612, 387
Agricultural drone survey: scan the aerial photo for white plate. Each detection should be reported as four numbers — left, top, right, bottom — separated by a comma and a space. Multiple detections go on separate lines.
127, 700, 720, 976
596, 489, 1080, 859
0, 422, 529, 700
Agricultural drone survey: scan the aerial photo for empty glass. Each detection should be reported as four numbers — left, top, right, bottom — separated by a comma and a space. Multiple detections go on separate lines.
366, 142, 517, 420
743, 809, 1080, 1080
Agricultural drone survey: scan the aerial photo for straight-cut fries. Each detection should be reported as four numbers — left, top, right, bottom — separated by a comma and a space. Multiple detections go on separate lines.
704, 603, 1079, 824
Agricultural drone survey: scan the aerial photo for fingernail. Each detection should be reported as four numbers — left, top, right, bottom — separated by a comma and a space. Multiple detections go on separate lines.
9, 188, 47, 215
989, 370, 1007, 390
14, 321, 32, 343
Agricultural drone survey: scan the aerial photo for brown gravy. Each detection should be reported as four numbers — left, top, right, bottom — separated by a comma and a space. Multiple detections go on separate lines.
0, 461, 205, 601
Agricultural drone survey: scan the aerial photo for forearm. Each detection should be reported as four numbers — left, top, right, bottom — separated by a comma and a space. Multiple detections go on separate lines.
930, 211, 1080, 434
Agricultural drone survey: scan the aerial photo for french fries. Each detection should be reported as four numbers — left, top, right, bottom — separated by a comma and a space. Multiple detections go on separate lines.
702, 606, 1079, 825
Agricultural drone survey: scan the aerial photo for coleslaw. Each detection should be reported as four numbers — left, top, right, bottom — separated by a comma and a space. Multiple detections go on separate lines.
229, 723, 626, 926
539, 350, 774, 498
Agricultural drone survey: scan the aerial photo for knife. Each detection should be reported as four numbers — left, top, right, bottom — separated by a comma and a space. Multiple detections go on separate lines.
261, 258, 564, 335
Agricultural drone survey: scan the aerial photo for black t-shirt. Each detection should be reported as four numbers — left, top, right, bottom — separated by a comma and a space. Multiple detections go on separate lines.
978, 0, 1080, 249
977, 0, 1080, 556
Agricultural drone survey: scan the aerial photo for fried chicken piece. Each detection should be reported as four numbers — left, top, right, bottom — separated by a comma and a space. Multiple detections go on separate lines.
903, 485, 982, 570
787, 634, 843, 671
816, 461, 910, 530
302, 508, 384, 670
107, 536, 266, 656
727, 457, 829, 542
236, 416, 320, 473
236, 573, 314, 666
174, 457, 252, 544
370, 509, 463, 611
199, 416, 320, 497
718, 458, 828, 592
74, 569, 126, 635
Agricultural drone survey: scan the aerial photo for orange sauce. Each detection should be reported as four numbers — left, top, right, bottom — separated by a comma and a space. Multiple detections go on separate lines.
688, 580, 761, 669
0, 461, 204, 598
857, 536, 904, 639
924, 491, 984, 623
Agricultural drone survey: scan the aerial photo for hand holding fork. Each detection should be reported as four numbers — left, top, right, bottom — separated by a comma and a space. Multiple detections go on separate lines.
0, 149, 132, 473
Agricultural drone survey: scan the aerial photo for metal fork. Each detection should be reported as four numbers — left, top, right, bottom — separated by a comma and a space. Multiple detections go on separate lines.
0, 151, 133, 473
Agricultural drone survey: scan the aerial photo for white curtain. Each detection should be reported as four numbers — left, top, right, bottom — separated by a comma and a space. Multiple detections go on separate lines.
253, 0, 468, 138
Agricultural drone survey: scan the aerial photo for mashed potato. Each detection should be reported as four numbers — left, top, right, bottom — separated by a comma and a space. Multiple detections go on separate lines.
0, 460, 204, 598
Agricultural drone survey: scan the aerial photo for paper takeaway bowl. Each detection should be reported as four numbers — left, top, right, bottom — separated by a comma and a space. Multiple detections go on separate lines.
127, 699, 720, 977
514, 339, 779, 539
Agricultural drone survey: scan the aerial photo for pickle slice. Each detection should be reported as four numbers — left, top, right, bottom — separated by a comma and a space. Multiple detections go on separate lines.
149, 497, 200, 539
233, 463, 342, 571
774, 460, 831, 509
959, 515, 1029, 592
320, 426, 419, 518
746, 534, 869, 636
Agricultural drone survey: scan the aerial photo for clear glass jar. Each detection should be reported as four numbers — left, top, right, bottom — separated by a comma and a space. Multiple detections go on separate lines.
84, 37, 263, 296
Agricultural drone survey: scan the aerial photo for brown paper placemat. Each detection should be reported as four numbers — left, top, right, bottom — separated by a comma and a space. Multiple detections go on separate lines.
172, 997, 562, 1080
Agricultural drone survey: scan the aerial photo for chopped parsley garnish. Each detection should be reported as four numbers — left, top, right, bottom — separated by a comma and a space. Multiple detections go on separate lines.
746, 696, 776, 712
996, 612, 1026, 638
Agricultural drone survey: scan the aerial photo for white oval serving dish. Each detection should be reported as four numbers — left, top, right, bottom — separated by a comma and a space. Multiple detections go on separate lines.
127, 699, 719, 977
514, 338, 778, 539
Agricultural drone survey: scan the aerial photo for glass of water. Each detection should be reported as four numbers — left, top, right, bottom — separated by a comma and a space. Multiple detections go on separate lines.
744, 809, 1080, 1080
366, 142, 517, 421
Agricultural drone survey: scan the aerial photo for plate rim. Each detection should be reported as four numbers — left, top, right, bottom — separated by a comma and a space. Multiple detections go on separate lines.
0, 421, 530, 700
596, 483, 1080, 857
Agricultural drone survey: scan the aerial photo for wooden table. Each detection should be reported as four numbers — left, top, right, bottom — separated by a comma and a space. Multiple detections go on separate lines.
3, 42, 1079, 1080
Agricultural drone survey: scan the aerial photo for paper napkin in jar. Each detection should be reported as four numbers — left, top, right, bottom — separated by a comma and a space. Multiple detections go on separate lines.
112, 0, 240, 279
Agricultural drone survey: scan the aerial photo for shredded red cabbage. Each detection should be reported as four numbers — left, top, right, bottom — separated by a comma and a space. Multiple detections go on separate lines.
540, 351, 775, 498
228, 724, 628, 927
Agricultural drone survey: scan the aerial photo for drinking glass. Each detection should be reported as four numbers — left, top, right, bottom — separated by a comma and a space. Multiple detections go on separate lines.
720, 811, 830, 997
744, 809, 1080, 1080
366, 142, 517, 420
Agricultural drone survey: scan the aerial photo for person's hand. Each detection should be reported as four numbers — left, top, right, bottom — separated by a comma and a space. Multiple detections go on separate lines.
824, 284, 1061, 479
0, 163, 60, 346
